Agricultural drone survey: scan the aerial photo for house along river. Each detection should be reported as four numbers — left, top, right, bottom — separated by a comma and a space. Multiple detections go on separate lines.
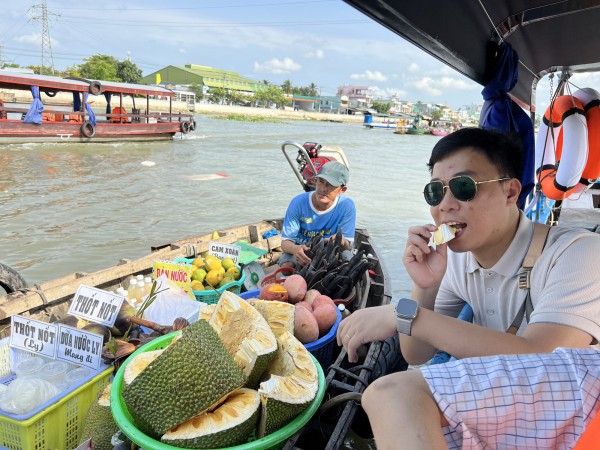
0, 114, 442, 299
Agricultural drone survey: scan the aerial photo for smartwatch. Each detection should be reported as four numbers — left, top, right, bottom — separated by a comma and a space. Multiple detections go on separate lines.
394, 298, 419, 336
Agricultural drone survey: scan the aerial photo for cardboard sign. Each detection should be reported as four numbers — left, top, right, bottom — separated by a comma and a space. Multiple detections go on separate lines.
10, 315, 58, 358
153, 261, 195, 300
209, 241, 241, 263
57, 324, 104, 369
68, 285, 125, 327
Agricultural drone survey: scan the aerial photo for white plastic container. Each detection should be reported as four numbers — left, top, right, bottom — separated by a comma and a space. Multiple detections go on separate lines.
64, 366, 93, 386
14, 357, 45, 378
39, 361, 68, 385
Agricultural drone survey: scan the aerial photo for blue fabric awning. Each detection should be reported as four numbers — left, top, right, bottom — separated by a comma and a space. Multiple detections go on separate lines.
479, 42, 535, 210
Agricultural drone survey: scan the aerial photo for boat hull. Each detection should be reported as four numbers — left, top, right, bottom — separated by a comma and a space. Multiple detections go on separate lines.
0, 120, 182, 143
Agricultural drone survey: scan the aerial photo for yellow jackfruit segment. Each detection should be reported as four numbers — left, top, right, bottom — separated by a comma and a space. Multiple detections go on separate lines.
431, 224, 457, 246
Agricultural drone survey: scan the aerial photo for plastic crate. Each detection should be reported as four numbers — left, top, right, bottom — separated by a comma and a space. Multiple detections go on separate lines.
174, 257, 246, 305
0, 338, 113, 450
239, 290, 342, 369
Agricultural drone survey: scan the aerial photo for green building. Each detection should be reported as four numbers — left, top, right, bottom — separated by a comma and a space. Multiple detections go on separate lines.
142, 64, 264, 94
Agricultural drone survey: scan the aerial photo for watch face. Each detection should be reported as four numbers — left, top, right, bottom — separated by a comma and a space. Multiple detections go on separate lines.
395, 298, 418, 318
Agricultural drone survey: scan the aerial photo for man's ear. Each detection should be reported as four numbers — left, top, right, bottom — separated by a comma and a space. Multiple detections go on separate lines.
340, 186, 348, 194
506, 178, 521, 204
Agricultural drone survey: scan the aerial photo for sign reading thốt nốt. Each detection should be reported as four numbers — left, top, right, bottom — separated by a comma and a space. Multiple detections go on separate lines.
10, 315, 58, 358
68, 285, 125, 327
57, 324, 104, 369
208, 241, 241, 264
152, 260, 195, 300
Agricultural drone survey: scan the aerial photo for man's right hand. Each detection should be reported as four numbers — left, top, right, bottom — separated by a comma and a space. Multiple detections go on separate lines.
403, 224, 448, 290
293, 244, 312, 266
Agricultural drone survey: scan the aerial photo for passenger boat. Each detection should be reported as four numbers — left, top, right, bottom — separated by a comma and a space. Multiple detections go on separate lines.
0, 70, 196, 143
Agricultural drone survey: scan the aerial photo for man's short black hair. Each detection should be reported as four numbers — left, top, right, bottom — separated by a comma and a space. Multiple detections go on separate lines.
427, 127, 525, 179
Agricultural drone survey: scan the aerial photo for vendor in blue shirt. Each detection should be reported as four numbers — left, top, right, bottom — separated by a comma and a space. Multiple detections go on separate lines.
279, 161, 356, 268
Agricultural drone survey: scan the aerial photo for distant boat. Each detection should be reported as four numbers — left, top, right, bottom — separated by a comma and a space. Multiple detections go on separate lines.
431, 129, 451, 136
0, 70, 196, 143
406, 126, 427, 135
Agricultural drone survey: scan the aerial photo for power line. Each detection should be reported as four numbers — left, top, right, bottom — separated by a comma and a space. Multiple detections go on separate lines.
58, 0, 337, 11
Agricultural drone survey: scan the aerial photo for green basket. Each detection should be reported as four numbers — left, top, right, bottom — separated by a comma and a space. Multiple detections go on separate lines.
173, 257, 246, 305
111, 332, 326, 450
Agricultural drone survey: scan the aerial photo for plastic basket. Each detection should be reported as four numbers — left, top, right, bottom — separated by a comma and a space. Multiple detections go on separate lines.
173, 257, 246, 305
111, 332, 326, 450
239, 290, 342, 369
260, 267, 294, 287
0, 338, 113, 450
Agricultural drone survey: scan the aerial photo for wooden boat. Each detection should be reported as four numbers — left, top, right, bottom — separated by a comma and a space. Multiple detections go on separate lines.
0, 70, 196, 143
430, 129, 451, 136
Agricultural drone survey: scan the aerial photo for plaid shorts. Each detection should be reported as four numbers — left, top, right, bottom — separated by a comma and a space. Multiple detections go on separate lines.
420, 348, 600, 449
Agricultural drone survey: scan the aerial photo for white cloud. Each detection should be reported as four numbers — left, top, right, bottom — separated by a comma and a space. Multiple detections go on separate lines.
350, 70, 388, 82
178, 48, 187, 54
253, 57, 301, 74
305, 49, 324, 59
14, 32, 59, 49
371, 86, 407, 99
408, 63, 419, 73
413, 75, 478, 97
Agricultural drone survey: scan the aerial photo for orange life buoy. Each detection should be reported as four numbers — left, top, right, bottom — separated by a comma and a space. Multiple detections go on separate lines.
573, 88, 600, 183
535, 95, 588, 200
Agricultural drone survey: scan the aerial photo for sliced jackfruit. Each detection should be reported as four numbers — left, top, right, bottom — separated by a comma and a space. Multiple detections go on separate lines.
257, 331, 319, 438
161, 388, 260, 448
199, 303, 216, 322
79, 383, 119, 450
123, 349, 164, 385
122, 320, 245, 438
209, 291, 278, 389
430, 223, 457, 246
249, 299, 295, 338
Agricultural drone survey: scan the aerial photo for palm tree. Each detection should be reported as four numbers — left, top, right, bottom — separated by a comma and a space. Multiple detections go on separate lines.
281, 79, 293, 94
307, 83, 319, 97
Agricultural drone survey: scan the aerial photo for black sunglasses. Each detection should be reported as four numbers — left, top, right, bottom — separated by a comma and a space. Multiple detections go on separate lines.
423, 175, 510, 206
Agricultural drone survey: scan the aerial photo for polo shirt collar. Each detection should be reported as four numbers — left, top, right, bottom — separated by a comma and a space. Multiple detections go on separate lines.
465, 211, 533, 276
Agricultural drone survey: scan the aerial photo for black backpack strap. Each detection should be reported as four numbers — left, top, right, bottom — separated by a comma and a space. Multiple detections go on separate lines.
506, 222, 551, 334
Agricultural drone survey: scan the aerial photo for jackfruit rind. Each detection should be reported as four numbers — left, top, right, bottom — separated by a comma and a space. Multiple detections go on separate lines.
161, 388, 260, 448
209, 291, 278, 389
257, 331, 319, 438
122, 320, 245, 438
249, 299, 295, 338
79, 383, 119, 450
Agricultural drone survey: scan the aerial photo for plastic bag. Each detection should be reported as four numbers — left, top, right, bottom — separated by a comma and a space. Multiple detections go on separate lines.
142, 274, 200, 326
0, 377, 59, 414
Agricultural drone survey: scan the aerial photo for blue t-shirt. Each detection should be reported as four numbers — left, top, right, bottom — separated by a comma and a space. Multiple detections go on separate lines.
281, 192, 356, 245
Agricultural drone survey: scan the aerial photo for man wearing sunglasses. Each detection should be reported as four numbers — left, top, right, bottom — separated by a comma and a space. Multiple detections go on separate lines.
337, 127, 600, 447
279, 161, 355, 268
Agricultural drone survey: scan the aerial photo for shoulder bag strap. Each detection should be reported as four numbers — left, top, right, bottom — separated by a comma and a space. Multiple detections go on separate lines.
506, 222, 551, 334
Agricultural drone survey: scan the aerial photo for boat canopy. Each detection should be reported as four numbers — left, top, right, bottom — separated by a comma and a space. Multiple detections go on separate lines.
0, 70, 175, 98
342, 0, 600, 112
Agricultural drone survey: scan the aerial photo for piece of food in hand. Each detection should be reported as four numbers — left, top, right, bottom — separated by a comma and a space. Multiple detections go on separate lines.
430, 224, 457, 246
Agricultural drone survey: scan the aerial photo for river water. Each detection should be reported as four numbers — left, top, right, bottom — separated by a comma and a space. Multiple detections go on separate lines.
0, 115, 441, 298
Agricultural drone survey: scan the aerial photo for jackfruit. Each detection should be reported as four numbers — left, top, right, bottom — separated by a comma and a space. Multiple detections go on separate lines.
79, 383, 119, 450
430, 223, 457, 246
209, 291, 278, 389
123, 349, 164, 385
248, 299, 295, 338
257, 331, 319, 438
199, 303, 216, 322
161, 388, 260, 448
122, 320, 245, 438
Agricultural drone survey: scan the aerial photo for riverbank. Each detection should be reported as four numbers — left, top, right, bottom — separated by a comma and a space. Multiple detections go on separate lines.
8, 90, 366, 123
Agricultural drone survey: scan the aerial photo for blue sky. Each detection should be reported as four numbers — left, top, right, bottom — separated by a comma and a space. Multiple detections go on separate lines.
2, 0, 599, 110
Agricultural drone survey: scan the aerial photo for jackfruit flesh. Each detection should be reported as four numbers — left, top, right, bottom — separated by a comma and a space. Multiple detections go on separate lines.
122, 320, 245, 438
199, 304, 216, 322
123, 349, 164, 385
431, 223, 457, 246
257, 331, 319, 437
209, 291, 277, 389
248, 299, 295, 338
161, 388, 260, 448
79, 383, 120, 450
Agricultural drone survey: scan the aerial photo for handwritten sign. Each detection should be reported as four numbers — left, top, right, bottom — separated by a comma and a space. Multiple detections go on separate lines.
57, 325, 104, 370
153, 261, 195, 300
10, 315, 58, 358
209, 241, 241, 263
68, 285, 125, 327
